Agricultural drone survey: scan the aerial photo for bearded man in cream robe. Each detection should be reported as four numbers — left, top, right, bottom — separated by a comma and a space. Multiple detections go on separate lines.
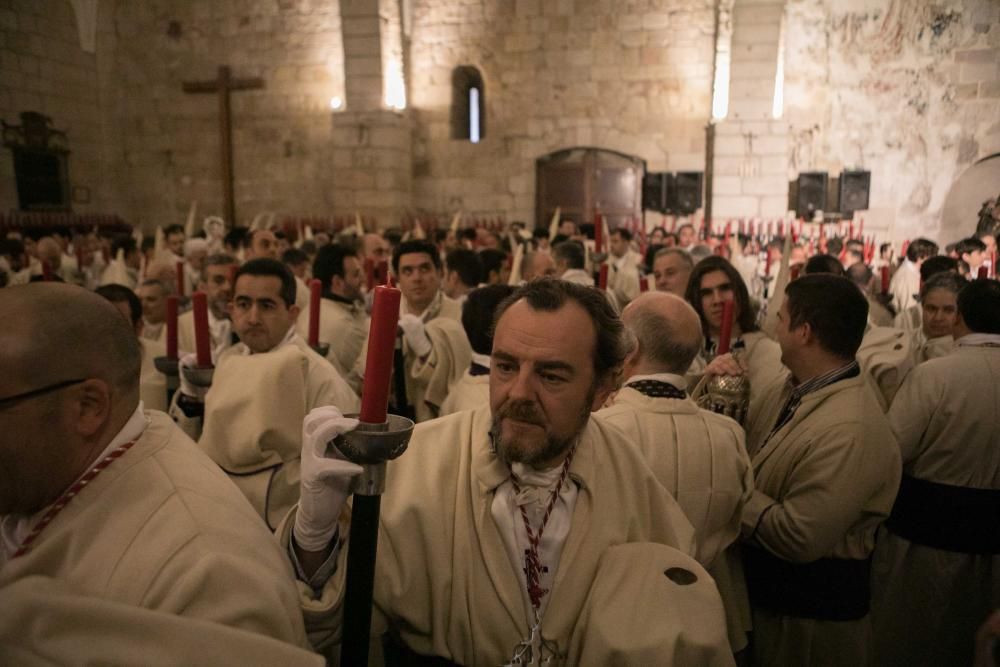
705, 274, 901, 667
288, 279, 734, 665
0, 284, 311, 659
440, 284, 515, 416
598, 292, 754, 654
173, 259, 358, 531
873, 278, 1000, 667
295, 244, 369, 394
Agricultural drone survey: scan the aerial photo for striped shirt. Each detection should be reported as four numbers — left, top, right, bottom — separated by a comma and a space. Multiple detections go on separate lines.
766, 360, 861, 442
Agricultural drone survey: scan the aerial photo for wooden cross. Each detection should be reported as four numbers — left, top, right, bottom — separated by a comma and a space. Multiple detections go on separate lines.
182, 66, 264, 227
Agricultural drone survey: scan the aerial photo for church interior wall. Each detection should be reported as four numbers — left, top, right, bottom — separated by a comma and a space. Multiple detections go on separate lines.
783, 0, 1000, 242
0, 0, 997, 243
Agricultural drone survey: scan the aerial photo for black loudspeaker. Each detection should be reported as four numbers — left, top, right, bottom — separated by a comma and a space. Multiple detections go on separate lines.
839, 170, 871, 218
796, 172, 828, 219
671, 172, 703, 215
642, 172, 669, 213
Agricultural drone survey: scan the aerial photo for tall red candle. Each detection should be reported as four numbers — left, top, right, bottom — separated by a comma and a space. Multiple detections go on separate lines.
598, 263, 609, 291
308, 278, 322, 346
717, 300, 735, 355
639, 275, 649, 293
978, 265, 989, 280
41, 260, 52, 281
991, 252, 997, 278
166, 296, 178, 360
359, 285, 402, 424
764, 249, 773, 277
881, 266, 891, 295
176, 260, 185, 296
192, 291, 212, 367
848, 221, 855, 240
901, 240, 910, 260
594, 213, 603, 253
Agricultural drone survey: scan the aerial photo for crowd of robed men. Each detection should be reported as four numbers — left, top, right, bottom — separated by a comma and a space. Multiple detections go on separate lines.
1, 216, 999, 667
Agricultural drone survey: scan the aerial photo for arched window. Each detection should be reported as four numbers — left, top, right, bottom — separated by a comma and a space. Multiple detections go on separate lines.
451, 66, 485, 143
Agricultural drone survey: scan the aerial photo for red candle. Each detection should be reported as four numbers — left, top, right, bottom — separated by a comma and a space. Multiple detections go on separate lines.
176, 260, 185, 296
594, 213, 603, 253
192, 291, 212, 367
166, 296, 178, 360
359, 285, 402, 424
308, 278, 322, 346
858, 218, 864, 239
639, 275, 649, 293
717, 299, 735, 356
991, 252, 996, 278
880, 266, 890, 295
790, 264, 802, 281
41, 260, 52, 281
978, 265, 989, 280
724, 222, 731, 244
598, 263, 609, 291
764, 249, 773, 277
848, 221, 855, 240
901, 240, 910, 259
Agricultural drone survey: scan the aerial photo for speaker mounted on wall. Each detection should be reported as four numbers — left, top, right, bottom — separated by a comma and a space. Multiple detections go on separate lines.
670, 172, 703, 215
839, 170, 871, 219
642, 172, 670, 213
795, 172, 828, 219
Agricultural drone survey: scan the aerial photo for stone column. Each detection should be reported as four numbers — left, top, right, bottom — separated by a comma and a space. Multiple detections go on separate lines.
712, 0, 789, 220
332, 0, 412, 227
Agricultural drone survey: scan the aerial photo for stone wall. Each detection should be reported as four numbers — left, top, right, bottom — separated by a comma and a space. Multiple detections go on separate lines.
105, 0, 347, 230
407, 0, 717, 223
0, 0, 108, 214
783, 0, 1000, 244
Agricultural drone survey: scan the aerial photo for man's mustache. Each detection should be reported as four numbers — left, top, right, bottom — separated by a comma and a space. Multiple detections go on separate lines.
498, 400, 545, 426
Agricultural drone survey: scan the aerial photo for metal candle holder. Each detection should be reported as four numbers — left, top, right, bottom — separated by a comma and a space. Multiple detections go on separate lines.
153, 356, 179, 405
181, 365, 215, 390
336, 413, 413, 667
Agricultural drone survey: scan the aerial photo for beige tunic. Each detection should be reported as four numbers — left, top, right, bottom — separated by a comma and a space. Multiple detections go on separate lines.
908, 331, 953, 366
199, 337, 359, 530
287, 407, 733, 665
689, 331, 786, 422
872, 343, 1000, 667
0, 412, 309, 651
0, 576, 323, 666
439, 369, 490, 416
608, 250, 642, 307
742, 374, 902, 667
856, 325, 913, 410
295, 297, 369, 395
598, 386, 755, 651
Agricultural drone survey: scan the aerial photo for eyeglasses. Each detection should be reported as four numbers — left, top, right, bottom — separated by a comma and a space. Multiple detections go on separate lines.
0, 378, 88, 409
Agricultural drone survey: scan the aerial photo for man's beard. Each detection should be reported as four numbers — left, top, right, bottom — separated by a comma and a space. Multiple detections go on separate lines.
489, 386, 595, 469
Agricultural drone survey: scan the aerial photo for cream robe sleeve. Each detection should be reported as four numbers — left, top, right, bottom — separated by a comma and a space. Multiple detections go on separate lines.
0, 576, 323, 667
886, 363, 940, 465
410, 317, 472, 418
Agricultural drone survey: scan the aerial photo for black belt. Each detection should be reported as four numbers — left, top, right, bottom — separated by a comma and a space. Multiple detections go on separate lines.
743, 545, 872, 621
381, 633, 462, 666
885, 474, 1000, 554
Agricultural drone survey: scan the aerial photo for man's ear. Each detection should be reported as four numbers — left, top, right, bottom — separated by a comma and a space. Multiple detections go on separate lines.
73, 379, 112, 438
590, 373, 618, 412
797, 321, 815, 347
288, 304, 301, 321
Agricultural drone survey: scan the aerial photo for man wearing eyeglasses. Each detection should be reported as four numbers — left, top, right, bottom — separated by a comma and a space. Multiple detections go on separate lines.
0, 283, 316, 662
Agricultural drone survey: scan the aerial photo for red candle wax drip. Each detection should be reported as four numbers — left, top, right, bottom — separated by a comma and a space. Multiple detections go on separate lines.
166, 296, 179, 360
639, 276, 649, 293
881, 266, 891, 295
598, 263, 609, 291
176, 261, 185, 297
308, 278, 322, 346
359, 285, 402, 424
717, 299, 735, 356
191, 291, 212, 367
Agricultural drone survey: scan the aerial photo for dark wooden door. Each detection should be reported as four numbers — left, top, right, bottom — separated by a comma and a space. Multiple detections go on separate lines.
536, 147, 644, 230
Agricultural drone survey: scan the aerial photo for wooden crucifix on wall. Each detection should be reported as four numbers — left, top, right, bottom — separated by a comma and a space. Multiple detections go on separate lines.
182, 66, 264, 227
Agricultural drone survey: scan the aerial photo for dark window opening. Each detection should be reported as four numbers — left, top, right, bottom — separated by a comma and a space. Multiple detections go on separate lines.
451, 66, 485, 143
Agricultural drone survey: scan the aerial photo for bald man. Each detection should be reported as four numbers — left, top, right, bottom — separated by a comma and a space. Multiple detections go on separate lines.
520, 250, 557, 282
0, 283, 311, 659
597, 292, 754, 653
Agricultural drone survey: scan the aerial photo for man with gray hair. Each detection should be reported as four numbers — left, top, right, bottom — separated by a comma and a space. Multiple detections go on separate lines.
652, 247, 694, 297
598, 291, 754, 654
177, 253, 239, 362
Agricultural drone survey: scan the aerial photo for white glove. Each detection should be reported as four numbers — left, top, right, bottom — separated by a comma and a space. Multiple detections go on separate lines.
398, 313, 432, 358
178, 353, 211, 400
293, 406, 364, 552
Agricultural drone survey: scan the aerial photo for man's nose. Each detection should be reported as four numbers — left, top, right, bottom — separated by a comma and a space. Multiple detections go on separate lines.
508, 366, 536, 402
